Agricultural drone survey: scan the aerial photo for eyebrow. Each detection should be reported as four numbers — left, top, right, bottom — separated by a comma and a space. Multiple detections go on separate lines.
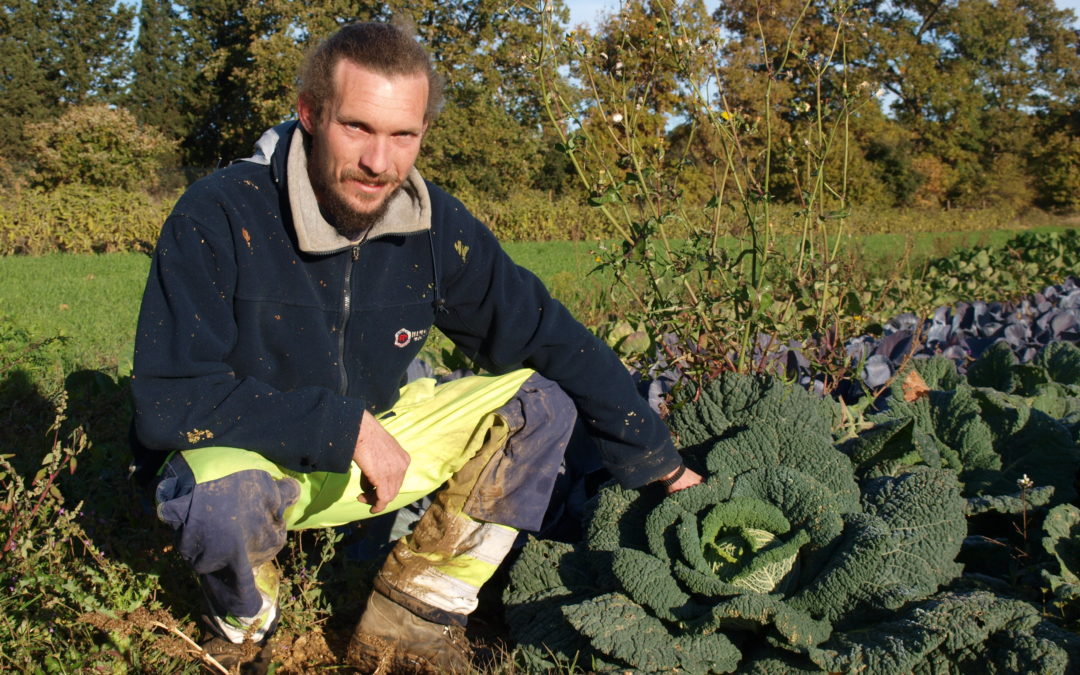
337, 116, 423, 137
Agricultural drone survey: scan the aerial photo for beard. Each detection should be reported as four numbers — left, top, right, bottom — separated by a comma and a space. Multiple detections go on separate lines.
307, 141, 404, 241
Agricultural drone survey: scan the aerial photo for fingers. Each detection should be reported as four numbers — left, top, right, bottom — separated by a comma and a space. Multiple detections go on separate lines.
357, 474, 400, 514
356, 491, 388, 513
353, 411, 410, 513
354, 471, 397, 513
665, 467, 704, 494
356, 475, 381, 512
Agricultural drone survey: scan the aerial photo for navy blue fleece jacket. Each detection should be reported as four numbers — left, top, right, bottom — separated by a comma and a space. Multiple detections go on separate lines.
130, 122, 681, 487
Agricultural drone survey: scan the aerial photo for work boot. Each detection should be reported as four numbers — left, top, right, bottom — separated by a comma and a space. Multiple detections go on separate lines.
347, 590, 474, 674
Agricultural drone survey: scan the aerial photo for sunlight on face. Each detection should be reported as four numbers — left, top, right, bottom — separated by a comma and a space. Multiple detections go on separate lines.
299, 61, 429, 238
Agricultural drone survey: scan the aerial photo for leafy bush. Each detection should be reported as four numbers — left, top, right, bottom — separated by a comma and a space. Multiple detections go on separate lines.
23, 104, 176, 192
0, 184, 174, 254
461, 187, 615, 242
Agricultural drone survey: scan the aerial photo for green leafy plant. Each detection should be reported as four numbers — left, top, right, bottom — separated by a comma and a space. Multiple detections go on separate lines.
868, 355, 1080, 508
1043, 503, 1080, 626
502, 372, 1056, 673
852, 354, 1080, 629
531, 0, 881, 385
967, 341, 1080, 421
23, 104, 177, 192
0, 393, 179, 671
277, 526, 343, 635
867, 229, 1080, 316
803, 589, 1080, 673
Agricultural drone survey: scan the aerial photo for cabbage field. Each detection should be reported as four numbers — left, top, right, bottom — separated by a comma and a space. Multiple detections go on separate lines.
504, 276, 1080, 673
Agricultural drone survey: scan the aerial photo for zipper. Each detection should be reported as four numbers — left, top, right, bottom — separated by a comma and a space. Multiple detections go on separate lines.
337, 245, 360, 395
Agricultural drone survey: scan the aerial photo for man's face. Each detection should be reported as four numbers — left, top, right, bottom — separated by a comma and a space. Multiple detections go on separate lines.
298, 60, 429, 239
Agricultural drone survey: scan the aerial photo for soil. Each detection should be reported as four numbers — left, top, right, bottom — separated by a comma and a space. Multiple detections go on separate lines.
269, 628, 340, 672
79, 597, 517, 674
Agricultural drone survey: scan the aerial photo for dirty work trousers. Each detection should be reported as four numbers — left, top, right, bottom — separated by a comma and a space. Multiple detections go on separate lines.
152, 369, 575, 643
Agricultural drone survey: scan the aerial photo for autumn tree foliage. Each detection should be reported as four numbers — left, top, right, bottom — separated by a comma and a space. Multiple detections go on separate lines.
0, 0, 1077, 212
25, 105, 176, 191
864, 0, 1080, 210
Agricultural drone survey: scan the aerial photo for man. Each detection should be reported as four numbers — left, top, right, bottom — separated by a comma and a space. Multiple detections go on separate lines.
131, 20, 701, 673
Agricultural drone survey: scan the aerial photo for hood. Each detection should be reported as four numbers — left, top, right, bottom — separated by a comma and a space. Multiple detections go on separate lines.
242, 121, 432, 255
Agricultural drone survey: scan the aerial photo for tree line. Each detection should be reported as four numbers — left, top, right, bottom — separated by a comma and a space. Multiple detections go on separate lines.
2, 0, 1078, 212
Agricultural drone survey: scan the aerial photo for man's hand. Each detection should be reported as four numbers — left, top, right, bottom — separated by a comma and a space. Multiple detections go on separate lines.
659, 464, 703, 494
352, 410, 411, 513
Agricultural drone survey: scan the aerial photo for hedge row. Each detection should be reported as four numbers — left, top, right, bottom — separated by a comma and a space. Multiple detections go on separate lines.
0, 184, 1067, 255
461, 188, 615, 242
0, 185, 612, 254
0, 185, 177, 255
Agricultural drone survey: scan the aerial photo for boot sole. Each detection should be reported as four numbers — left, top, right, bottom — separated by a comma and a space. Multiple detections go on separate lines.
348, 631, 471, 675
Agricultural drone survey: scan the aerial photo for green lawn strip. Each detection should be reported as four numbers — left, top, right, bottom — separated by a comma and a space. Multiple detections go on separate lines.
850, 224, 1077, 276
0, 252, 149, 376
502, 239, 614, 322
506, 225, 1075, 289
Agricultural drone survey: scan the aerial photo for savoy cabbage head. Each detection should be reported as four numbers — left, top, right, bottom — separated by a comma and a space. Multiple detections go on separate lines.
504, 373, 980, 673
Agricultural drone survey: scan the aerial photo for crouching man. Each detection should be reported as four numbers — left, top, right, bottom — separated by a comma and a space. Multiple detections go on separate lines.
130, 20, 701, 673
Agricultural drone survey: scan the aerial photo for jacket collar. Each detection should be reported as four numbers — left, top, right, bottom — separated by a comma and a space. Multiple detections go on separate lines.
246, 121, 432, 255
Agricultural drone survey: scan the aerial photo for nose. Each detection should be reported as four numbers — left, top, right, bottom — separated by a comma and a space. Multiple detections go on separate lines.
358, 136, 390, 177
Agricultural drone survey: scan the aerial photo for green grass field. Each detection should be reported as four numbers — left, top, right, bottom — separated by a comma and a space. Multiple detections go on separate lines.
0, 252, 149, 376
0, 225, 1073, 381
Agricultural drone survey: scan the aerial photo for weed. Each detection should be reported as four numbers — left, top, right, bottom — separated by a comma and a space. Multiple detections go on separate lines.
278, 527, 343, 634
530, 0, 884, 391
0, 393, 182, 671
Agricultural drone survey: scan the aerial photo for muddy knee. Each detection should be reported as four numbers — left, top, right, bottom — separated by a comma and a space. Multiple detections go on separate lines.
464, 374, 576, 531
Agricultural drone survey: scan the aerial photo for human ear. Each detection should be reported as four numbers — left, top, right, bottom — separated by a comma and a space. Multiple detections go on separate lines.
297, 95, 317, 134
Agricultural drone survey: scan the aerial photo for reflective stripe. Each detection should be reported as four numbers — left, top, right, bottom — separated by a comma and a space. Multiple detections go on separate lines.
398, 567, 484, 616
414, 552, 497, 588
460, 521, 517, 566
386, 517, 517, 606
424, 517, 517, 568
412, 521, 516, 586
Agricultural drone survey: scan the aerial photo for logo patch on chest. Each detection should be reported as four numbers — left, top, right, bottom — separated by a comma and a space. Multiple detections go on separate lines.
393, 327, 428, 348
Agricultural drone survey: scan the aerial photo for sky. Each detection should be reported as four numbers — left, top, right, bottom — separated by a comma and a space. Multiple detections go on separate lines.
565, 0, 1080, 29
566, 0, 634, 27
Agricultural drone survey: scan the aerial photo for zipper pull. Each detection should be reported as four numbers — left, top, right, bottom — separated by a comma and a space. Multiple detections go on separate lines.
352, 246, 360, 261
